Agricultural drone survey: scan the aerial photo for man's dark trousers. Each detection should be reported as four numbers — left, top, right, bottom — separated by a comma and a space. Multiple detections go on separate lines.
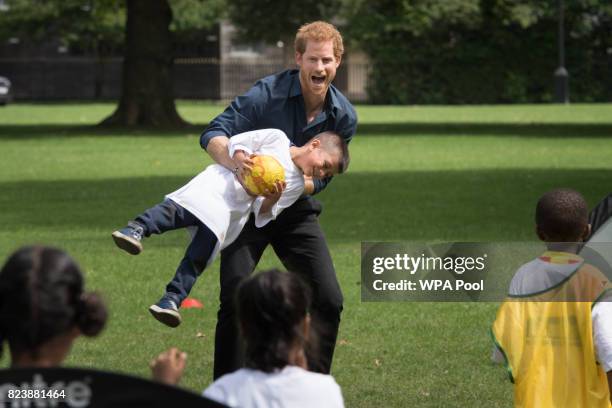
213, 196, 343, 379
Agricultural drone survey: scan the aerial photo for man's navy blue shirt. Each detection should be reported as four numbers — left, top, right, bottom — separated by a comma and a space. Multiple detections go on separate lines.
200, 69, 357, 194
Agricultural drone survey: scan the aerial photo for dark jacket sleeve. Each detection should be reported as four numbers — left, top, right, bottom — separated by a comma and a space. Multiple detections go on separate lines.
200, 80, 268, 150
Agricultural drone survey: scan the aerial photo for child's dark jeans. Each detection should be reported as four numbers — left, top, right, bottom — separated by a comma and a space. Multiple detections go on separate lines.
135, 199, 218, 305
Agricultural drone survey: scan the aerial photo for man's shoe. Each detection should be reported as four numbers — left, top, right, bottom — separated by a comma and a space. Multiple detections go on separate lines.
149, 297, 182, 328
112, 222, 144, 255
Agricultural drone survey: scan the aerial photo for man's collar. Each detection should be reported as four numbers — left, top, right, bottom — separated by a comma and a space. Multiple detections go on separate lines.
289, 71, 302, 98
327, 86, 341, 111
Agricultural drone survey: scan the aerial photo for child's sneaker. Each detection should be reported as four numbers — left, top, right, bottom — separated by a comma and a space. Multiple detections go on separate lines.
112, 222, 144, 255
149, 296, 182, 328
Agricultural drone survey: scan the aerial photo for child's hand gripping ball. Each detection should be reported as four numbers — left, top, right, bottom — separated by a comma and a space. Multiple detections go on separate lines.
242, 155, 285, 196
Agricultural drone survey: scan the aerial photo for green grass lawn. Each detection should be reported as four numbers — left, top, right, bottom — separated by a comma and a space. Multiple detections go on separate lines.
1, 102, 611, 407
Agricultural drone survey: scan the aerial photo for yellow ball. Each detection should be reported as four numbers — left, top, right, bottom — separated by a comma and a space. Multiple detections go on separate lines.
243, 155, 285, 196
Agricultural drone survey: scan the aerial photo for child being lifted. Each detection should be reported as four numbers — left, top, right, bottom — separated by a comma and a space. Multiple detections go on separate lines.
112, 128, 349, 328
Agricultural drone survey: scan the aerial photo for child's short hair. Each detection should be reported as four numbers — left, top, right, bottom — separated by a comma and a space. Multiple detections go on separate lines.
294, 21, 344, 60
536, 189, 588, 241
313, 131, 350, 174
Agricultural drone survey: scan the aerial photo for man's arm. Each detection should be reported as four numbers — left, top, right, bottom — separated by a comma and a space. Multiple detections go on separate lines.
206, 135, 234, 170
311, 175, 332, 195
303, 175, 315, 195
200, 80, 268, 155
205, 135, 255, 184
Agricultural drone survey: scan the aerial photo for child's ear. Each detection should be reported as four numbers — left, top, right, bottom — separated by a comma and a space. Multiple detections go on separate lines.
581, 224, 592, 242
310, 139, 321, 149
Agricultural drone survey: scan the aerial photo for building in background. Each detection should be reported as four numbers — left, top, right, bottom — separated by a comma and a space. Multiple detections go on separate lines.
0, 19, 369, 102
218, 21, 369, 102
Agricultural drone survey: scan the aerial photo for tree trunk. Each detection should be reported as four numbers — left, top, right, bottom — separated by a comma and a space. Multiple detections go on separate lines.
101, 0, 188, 127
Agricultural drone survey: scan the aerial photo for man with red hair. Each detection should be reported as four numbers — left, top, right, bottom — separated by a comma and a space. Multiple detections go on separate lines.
200, 21, 357, 379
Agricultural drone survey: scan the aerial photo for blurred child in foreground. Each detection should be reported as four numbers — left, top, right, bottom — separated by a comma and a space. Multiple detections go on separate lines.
0, 246, 107, 367
150, 269, 345, 407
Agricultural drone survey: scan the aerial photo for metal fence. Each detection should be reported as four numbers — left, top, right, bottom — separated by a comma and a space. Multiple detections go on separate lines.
0, 57, 371, 102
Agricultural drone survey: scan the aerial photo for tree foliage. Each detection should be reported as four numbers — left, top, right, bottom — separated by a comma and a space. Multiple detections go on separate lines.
226, 0, 341, 45
0, 0, 125, 52
0, 0, 225, 54
171, 0, 225, 31
345, 0, 612, 103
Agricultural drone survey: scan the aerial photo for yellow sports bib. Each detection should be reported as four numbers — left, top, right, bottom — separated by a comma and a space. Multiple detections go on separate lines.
492, 252, 611, 408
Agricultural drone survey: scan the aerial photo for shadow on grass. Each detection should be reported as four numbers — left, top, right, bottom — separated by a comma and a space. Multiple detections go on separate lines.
2, 169, 610, 242
356, 123, 612, 137
0, 122, 611, 140
0, 124, 207, 139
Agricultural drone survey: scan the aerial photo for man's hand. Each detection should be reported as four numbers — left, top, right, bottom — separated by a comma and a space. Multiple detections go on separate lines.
303, 175, 314, 195
233, 151, 258, 196
150, 347, 187, 386
232, 150, 255, 179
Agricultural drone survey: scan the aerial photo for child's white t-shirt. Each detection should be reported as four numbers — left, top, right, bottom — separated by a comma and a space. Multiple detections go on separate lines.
166, 129, 304, 252
202, 366, 345, 408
